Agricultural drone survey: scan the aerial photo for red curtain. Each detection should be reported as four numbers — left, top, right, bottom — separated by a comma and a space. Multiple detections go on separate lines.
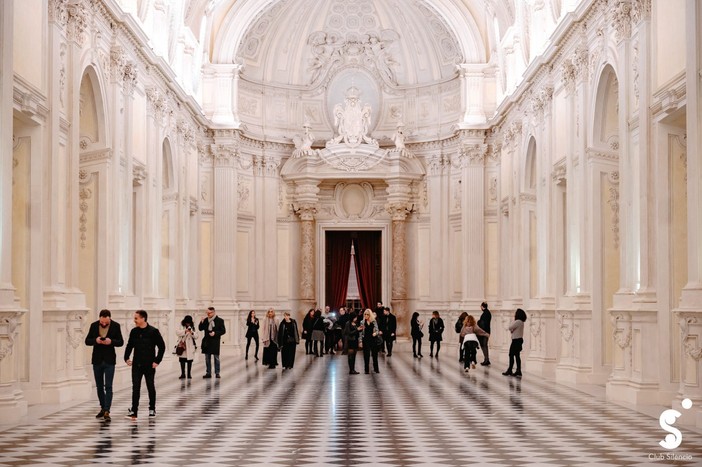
354, 232, 380, 310
327, 231, 352, 310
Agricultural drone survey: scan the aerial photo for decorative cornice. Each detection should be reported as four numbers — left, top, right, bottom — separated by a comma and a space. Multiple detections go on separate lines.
133, 163, 147, 186
552, 158, 567, 185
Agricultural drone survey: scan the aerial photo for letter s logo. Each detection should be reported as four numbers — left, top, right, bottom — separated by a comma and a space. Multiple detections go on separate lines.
659, 409, 683, 450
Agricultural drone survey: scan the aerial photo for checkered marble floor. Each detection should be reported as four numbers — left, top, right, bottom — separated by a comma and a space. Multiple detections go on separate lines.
1, 350, 701, 466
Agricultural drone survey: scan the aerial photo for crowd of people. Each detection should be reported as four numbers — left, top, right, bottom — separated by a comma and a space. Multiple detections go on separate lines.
84, 303, 527, 421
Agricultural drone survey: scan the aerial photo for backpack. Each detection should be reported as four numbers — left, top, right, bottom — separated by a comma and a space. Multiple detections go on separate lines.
455, 318, 462, 333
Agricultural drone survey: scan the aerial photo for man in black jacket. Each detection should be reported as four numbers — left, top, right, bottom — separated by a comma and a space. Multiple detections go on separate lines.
198, 306, 226, 378
124, 310, 165, 420
477, 302, 491, 366
382, 307, 397, 356
85, 309, 123, 421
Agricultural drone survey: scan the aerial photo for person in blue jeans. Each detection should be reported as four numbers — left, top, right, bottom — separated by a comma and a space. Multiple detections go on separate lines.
85, 309, 123, 421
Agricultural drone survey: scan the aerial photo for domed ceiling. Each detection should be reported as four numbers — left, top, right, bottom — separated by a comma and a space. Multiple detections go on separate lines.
232, 0, 472, 87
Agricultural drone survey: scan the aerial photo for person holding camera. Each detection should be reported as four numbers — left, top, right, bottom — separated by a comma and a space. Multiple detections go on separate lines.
199, 306, 226, 378
176, 315, 198, 379
85, 309, 124, 421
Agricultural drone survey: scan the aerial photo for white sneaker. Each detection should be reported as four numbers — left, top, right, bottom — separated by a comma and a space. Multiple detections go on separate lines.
464, 368, 470, 372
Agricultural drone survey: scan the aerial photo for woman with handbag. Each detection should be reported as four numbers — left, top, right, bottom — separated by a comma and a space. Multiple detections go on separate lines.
361, 309, 380, 374
175, 315, 198, 379
344, 311, 361, 374
311, 309, 326, 357
244, 310, 260, 361
277, 312, 300, 370
411, 312, 424, 358
261, 308, 279, 369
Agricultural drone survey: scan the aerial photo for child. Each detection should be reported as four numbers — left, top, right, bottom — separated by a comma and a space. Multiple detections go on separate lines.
460, 315, 488, 372
503, 308, 527, 378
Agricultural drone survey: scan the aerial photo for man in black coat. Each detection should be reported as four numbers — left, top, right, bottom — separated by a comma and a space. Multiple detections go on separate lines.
85, 309, 124, 421
124, 310, 165, 420
477, 302, 492, 366
375, 302, 387, 353
382, 307, 397, 356
198, 306, 226, 378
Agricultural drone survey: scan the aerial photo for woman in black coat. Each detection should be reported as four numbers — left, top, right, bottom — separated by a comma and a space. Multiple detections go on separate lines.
344, 311, 361, 374
302, 309, 315, 355
311, 309, 326, 357
410, 312, 424, 358
245, 310, 259, 361
428, 310, 445, 358
278, 312, 300, 370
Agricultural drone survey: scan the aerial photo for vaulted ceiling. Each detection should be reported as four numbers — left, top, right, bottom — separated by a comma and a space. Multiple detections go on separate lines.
183, 0, 516, 87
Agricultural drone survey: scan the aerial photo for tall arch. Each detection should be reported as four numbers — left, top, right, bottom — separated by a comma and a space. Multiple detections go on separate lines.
590, 62, 620, 370
77, 68, 109, 313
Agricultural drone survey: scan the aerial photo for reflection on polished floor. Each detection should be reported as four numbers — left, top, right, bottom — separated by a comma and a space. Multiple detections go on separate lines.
1, 349, 701, 466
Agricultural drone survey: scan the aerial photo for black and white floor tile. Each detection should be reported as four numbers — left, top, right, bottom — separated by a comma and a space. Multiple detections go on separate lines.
1, 349, 701, 466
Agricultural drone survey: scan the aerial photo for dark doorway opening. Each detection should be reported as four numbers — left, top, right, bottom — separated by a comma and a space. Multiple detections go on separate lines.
325, 231, 381, 312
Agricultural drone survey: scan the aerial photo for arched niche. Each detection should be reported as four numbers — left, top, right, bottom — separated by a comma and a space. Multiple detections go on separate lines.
162, 138, 175, 192
79, 66, 108, 150
592, 64, 619, 151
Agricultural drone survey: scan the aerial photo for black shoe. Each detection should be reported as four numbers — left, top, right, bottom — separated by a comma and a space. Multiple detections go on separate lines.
96, 409, 106, 419
245, 355, 248, 360
429, 353, 433, 357
413, 354, 417, 358
103, 411, 111, 421
203, 374, 212, 378
374, 369, 380, 373
179, 374, 185, 379
364, 371, 370, 374
387, 353, 392, 357
215, 374, 220, 378
502, 370, 513, 376
187, 374, 192, 379
513, 371, 522, 378
254, 355, 259, 361
481, 361, 491, 366
435, 353, 439, 358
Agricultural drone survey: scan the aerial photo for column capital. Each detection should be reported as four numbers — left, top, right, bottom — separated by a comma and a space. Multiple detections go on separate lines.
294, 203, 318, 221
385, 202, 411, 221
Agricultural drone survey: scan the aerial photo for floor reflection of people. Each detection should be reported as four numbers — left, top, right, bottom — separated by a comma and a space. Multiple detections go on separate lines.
129, 420, 157, 464
508, 377, 523, 413
95, 422, 112, 456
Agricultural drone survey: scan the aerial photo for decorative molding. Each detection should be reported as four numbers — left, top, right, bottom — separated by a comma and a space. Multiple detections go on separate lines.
500, 197, 509, 217
520, 193, 536, 203
552, 159, 567, 185
607, 171, 620, 249
189, 197, 199, 215
65, 311, 85, 350
238, 176, 250, 211
557, 311, 574, 343
133, 164, 147, 186
79, 187, 92, 248
611, 312, 632, 349
0, 312, 22, 361
609, 0, 632, 42
680, 316, 702, 361
306, 29, 402, 86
